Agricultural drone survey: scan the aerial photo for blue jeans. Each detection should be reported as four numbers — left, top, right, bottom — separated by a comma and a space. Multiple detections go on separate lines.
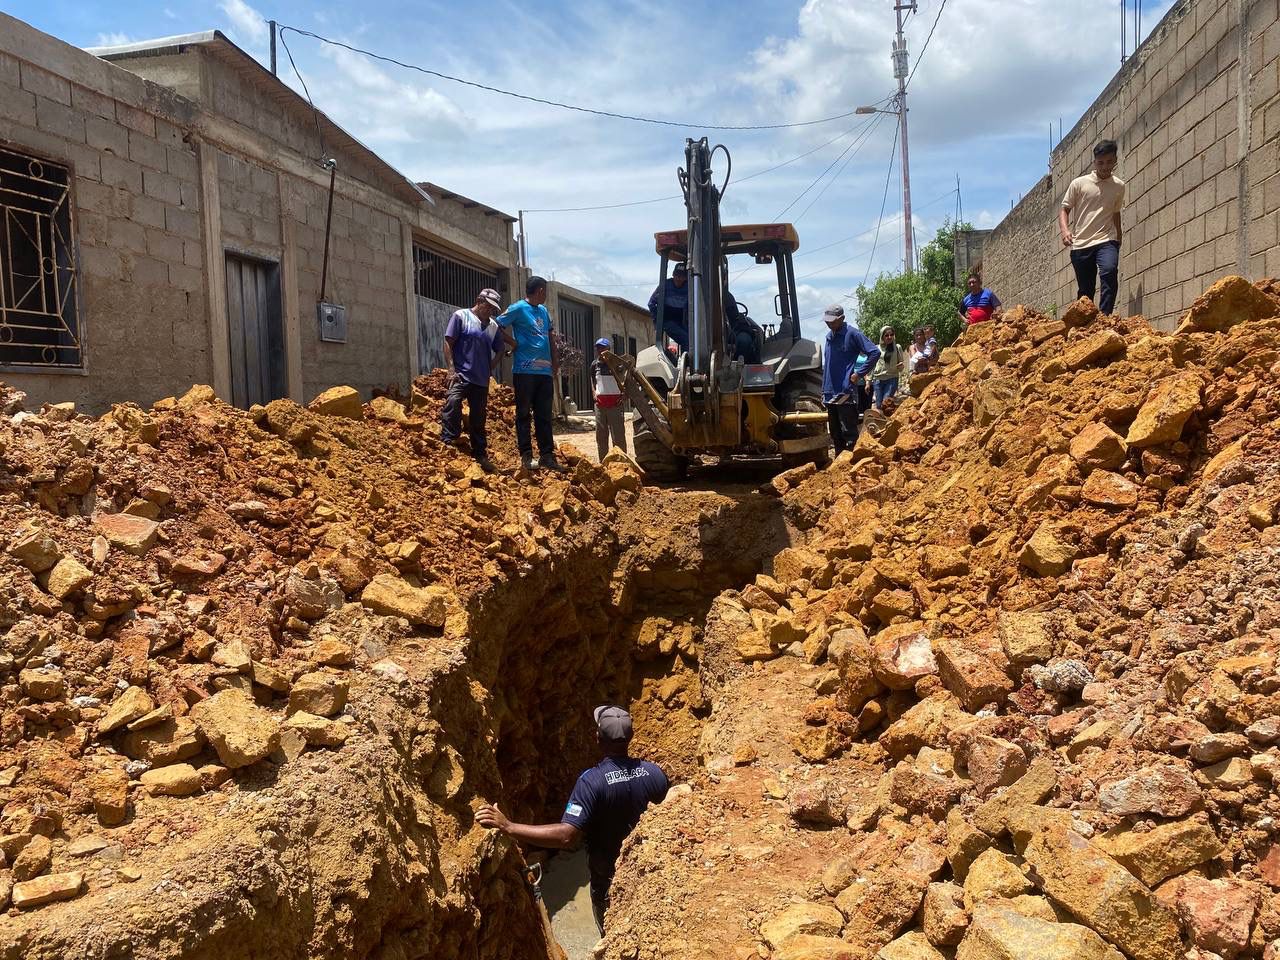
1070, 240, 1120, 314
873, 378, 898, 410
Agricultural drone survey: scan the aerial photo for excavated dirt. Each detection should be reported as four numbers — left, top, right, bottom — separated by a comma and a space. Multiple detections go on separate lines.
601, 279, 1280, 960
0, 371, 792, 958
5, 275, 1280, 960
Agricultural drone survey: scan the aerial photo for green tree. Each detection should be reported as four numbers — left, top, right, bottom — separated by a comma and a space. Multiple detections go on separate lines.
855, 219, 972, 348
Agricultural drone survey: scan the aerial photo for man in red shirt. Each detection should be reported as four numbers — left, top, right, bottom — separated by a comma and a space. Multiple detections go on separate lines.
591, 338, 628, 461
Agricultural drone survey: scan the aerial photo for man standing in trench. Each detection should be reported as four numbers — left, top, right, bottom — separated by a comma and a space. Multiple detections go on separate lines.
476, 705, 670, 936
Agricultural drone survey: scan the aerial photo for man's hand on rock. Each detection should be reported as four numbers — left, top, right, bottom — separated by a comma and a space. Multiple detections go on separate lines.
475, 803, 510, 833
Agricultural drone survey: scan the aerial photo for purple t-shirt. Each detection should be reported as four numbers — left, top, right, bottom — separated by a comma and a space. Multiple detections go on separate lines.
445, 309, 501, 386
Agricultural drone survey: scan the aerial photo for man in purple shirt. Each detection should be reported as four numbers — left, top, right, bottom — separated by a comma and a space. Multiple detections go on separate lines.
440, 287, 504, 472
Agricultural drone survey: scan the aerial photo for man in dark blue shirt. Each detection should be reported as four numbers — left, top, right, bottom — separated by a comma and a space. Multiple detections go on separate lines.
476, 705, 669, 935
648, 263, 689, 350
821, 304, 880, 454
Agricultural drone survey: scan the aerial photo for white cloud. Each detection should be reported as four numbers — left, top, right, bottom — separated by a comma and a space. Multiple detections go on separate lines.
95, 32, 133, 46
219, 0, 268, 48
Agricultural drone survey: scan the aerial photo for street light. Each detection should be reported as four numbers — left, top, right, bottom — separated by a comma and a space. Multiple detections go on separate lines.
856, 105, 894, 115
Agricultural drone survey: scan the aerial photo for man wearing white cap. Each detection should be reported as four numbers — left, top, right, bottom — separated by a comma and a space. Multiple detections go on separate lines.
440, 287, 504, 472
476, 704, 669, 935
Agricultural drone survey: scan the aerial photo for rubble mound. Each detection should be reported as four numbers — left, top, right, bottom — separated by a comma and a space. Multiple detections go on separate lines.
0, 371, 659, 955
603, 280, 1280, 960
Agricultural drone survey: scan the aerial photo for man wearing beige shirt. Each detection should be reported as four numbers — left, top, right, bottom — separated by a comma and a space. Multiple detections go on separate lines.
1059, 140, 1125, 314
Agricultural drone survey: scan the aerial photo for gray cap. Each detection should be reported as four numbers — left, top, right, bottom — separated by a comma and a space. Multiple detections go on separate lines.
594, 704, 633, 742
823, 304, 845, 321
478, 287, 502, 309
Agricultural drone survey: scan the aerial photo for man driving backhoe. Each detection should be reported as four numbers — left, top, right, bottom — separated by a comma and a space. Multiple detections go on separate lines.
648, 262, 689, 350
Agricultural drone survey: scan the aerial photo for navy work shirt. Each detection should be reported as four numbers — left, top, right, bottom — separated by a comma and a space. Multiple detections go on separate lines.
560, 755, 669, 886
823, 322, 881, 403
648, 278, 689, 325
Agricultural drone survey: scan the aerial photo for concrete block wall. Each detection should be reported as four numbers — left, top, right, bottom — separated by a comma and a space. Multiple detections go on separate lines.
0, 29, 210, 409
985, 0, 1280, 330
287, 176, 412, 400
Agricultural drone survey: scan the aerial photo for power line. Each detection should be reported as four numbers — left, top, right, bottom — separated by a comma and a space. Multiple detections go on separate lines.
905, 0, 947, 88
521, 112, 888, 213
772, 112, 886, 222
277, 24, 873, 131
792, 114, 888, 224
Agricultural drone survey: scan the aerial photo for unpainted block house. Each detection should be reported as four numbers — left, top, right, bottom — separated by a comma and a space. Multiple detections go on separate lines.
0, 14, 525, 412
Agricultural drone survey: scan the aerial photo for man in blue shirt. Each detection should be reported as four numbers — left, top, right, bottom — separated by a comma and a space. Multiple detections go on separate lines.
647, 262, 689, 350
440, 287, 504, 472
498, 275, 566, 473
822, 304, 880, 454
476, 705, 669, 936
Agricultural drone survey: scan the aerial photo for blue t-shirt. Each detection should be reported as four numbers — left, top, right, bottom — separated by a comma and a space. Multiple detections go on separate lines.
561, 755, 669, 884
822, 322, 880, 403
444, 309, 501, 386
498, 299, 554, 376
962, 289, 999, 312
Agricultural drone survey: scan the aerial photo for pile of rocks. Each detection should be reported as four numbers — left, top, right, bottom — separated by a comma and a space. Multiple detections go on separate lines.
608, 277, 1280, 960
0, 377, 639, 914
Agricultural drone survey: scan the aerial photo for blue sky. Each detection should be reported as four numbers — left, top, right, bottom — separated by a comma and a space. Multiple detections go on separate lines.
11, 0, 1171, 336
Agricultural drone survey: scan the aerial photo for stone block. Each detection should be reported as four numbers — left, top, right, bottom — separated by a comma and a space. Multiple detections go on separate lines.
956, 902, 1124, 960
1020, 820, 1182, 960
761, 901, 845, 948
360, 574, 448, 626
189, 690, 279, 768
141, 763, 202, 796
12, 872, 83, 910
1096, 818, 1223, 887
1125, 372, 1203, 448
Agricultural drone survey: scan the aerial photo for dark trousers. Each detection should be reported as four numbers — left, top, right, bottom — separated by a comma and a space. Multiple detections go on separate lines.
827, 401, 860, 454
1070, 240, 1120, 314
589, 875, 610, 936
440, 375, 489, 458
513, 373, 555, 460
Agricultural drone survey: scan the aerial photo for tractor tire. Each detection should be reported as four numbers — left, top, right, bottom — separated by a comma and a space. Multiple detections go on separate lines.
777, 368, 832, 470
632, 416, 689, 482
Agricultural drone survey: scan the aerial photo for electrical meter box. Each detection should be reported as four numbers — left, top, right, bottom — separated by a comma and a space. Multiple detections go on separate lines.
317, 302, 347, 343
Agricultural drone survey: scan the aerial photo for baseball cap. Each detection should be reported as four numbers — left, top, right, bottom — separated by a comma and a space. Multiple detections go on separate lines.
594, 704, 633, 742
673, 263, 688, 275
823, 304, 845, 321
595, 338, 611, 349
478, 288, 502, 310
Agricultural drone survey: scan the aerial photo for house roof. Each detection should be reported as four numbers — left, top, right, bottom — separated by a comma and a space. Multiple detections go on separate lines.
87, 31, 432, 208
603, 295, 650, 315
419, 183, 517, 224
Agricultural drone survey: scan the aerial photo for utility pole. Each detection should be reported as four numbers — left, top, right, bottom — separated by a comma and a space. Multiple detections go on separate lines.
269, 20, 277, 76
892, 1, 917, 273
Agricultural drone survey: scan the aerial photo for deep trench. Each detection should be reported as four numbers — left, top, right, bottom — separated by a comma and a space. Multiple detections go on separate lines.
471, 482, 795, 959
2, 484, 795, 960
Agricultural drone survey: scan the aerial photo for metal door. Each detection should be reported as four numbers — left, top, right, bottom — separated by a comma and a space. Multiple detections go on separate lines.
558, 297, 592, 410
224, 254, 285, 408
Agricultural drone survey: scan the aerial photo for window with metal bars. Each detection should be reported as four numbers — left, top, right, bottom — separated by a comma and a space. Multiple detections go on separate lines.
412, 242, 498, 308
0, 145, 81, 370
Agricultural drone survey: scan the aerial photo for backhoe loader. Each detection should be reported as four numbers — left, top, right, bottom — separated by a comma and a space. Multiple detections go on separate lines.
600, 138, 830, 479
